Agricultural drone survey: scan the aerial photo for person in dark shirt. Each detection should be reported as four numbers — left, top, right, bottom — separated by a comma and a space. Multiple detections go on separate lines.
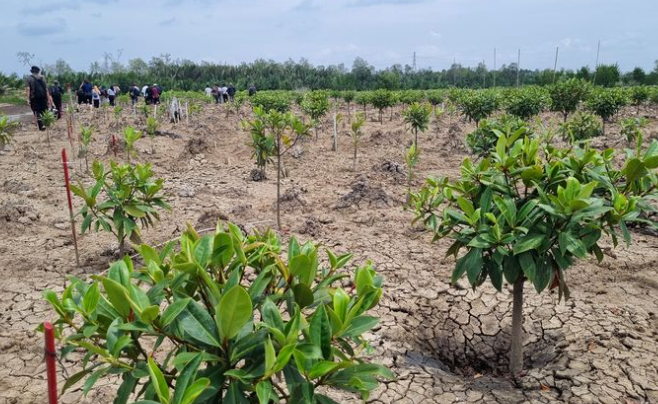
248, 84, 257, 96
227, 83, 236, 102
49, 80, 64, 119
24, 66, 53, 130
80, 80, 93, 104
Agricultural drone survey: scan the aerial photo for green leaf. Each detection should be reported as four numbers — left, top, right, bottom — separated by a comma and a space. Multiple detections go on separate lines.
256, 381, 275, 404
623, 157, 648, 184
340, 315, 378, 338
147, 356, 170, 404
179, 378, 209, 404
194, 235, 214, 267
518, 252, 536, 281
292, 283, 314, 308
453, 248, 483, 286
160, 298, 191, 327
558, 232, 587, 259
83, 366, 109, 396
172, 353, 203, 404
101, 278, 131, 317
216, 285, 252, 341
289, 254, 312, 285
533, 256, 553, 293
309, 305, 332, 360
114, 372, 138, 404
513, 234, 545, 255
82, 282, 100, 315
61, 368, 92, 394
332, 288, 349, 322
139, 305, 160, 324
309, 361, 341, 379
179, 301, 221, 347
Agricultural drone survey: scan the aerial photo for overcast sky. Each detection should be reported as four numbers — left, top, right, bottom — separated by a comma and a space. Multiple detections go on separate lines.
1, 0, 656, 75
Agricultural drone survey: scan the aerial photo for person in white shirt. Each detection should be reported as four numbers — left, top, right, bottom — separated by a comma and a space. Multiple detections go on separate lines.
221, 85, 229, 103
107, 86, 116, 106
141, 85, 149, 97
204, 86, 212, 96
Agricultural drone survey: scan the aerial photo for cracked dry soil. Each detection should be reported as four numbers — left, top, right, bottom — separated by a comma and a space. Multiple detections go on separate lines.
1, 104, 658, 404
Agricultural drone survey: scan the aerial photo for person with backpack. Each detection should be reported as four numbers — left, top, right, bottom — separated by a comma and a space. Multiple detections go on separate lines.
145, 85, 153, 105
151, 84, 160, 105
24, 66, 53, 131
211, 84, 220, 104
227, 83, 236, 102
248, 83, 257, 96
49, 80, 64, 119
80, 79, 93, 104
130, 83, 140, 106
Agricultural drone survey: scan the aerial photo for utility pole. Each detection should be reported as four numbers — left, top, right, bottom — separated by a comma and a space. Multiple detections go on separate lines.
516, 49, 521, 87
552, 46, 559, 83
592, 40, 601, 85
412, 52, 417, 72
493, 48, 497, 87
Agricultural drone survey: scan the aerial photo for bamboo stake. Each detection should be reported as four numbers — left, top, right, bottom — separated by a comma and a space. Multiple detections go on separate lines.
61, 148, 80, 267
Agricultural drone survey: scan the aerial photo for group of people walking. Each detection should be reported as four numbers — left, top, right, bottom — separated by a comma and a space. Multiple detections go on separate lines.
24, 65, 64, 129
76, 81, 121, 108
205, 84, 237, 103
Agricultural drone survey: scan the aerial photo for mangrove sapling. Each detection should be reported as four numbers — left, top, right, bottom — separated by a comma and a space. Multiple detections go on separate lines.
351, 112, 366, 171
243, 106, 312, 229
70, 160, 169, 256
410, 123, 658, 377
123, 126, 142, 163
404, 141, 420, 204
300, 90, 330, 139
146, 116, 158, 154
41, 223, 391, 402
113, 105, 123, 130
620, 117, 648, 144
343, 90, 356, 122
403, 102, 432, 146
79, 126, 93, 171
504, 86, 550, 121
434, 106, 444, 132
355, 91, 372, 119
629, 86, 650, 112
548, 78, 590, 122
586, 88, 629, 135
0, 115, 18, 151
370, 89, 396, 124
457, 90, 499, 128
40, 109, 57, 146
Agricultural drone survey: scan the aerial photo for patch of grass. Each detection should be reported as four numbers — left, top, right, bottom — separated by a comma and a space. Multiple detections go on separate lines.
0, 90, 26, 106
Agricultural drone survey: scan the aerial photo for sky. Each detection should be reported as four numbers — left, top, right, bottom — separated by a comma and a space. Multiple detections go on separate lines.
1, 0, 656, 75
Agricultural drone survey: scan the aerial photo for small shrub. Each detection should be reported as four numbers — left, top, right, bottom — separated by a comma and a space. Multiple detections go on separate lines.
123, 126, 142, 162
466, 115, 530, 155
251, 91, 292, 113
351, 112, 366, 170
41, 109, 57, 145
370, 89, 396, 124
79, 126, 93, 170
457, 90, 499, 127
548, 79, 590, 122
411, 128, 658, 376
42, 223, 391, 403
426, 90, 444, 106
559, 112, 602, 142
586, 88, 629, 135
629, 86, 650, 108
70, 160, 169, 255
620, 117, 648, 144
0, 115, 18, 149
504, 86, 550, 120
300, 91, 331, 138
403, 102, 432, 146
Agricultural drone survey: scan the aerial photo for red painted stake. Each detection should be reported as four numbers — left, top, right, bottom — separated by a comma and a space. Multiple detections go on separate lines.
62, 148, 80, 267
44, 321, 59, 404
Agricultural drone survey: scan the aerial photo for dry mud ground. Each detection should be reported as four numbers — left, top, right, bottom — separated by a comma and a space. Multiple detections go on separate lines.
1, 103, 658, 404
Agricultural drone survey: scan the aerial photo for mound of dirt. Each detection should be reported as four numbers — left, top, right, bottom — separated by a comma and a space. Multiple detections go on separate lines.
335, 175, 392, 209
185, 137, 210, 155
375, 160, 406, 182
196, 208, 229, 230
368, 128, 404, 146
248, 169, 266, 182
278, 187, 309, 212
2, 179, 34, 196
0, 199, 39, 226
296, 216, 323, 237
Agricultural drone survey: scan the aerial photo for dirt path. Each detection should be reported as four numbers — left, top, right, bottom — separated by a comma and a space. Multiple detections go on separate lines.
1, 104, 657, 403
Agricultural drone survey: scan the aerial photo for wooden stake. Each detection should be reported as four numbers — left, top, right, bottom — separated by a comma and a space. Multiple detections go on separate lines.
61, 148, 80, 267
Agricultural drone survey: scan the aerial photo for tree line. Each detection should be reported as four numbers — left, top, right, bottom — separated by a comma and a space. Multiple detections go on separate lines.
4, 54, 658, 92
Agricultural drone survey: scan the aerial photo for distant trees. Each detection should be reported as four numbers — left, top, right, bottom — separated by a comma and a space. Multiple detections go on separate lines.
14, 56, 658, 93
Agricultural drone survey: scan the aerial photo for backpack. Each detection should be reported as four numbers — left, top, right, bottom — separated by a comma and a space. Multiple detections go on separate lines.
151, 86, 160, 98
131, 87, 140, 97
30, 76, 47, 99
50, 86, 61, 97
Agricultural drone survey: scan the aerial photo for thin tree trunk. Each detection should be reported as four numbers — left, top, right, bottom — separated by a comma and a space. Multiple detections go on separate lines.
509, 276, 525, 376
414, 128, 418, 147
276, 138, 281, 229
